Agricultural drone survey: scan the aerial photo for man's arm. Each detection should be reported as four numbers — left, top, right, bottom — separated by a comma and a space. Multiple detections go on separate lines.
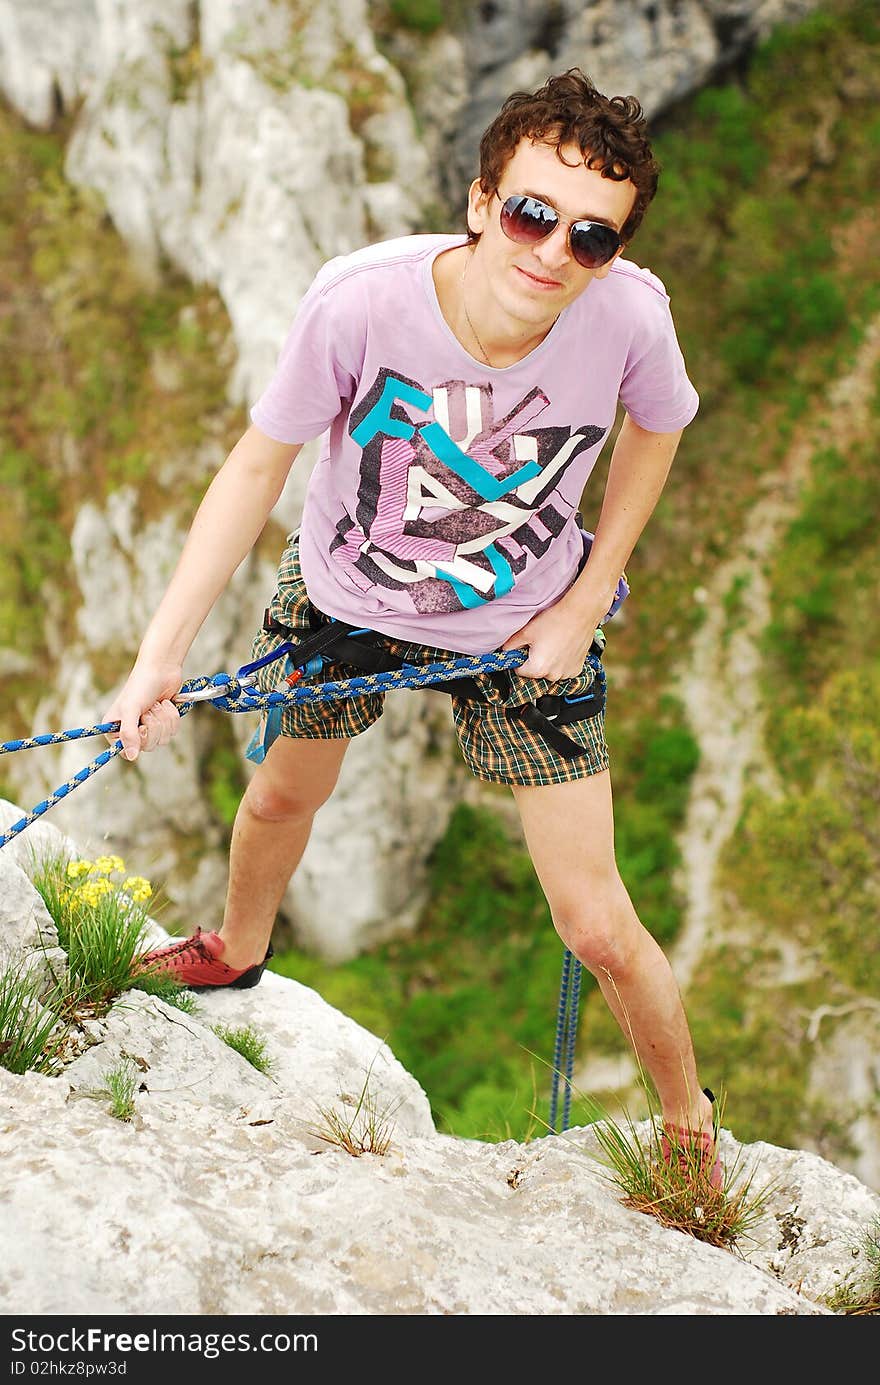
502, 414, 683, 679
105, 424, 302, 759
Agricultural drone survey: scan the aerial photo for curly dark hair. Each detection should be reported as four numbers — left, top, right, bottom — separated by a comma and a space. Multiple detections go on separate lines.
470, 68, 660, 245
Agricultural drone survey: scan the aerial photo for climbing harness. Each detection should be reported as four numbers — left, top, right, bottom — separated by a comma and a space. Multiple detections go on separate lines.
241, 524, 622, 768
243, 602, 608, 765
0, 624, 608, 842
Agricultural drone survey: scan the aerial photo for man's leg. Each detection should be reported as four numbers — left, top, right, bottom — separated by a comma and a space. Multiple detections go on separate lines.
511, 768, 713, 1137
215, 734, 350, 970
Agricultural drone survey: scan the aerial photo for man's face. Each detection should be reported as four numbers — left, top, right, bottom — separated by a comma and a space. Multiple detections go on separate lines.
467, 138, 637, 326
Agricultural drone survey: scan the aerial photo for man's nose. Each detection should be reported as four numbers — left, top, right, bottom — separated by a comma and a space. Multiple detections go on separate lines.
531, 222, 572, 271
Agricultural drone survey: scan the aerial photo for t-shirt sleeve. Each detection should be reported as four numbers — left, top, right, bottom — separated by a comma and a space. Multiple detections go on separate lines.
249, 264, 364, 444
618, 287, 699, 433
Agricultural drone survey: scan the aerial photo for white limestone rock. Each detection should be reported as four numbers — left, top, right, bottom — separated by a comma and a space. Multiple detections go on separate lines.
0, 851, 57, 952
0, 0, 99, 128
54, 0, 433, 406
0, 860, 877, 1314
3, 1043, 879, 1315
0, 802, 79, 879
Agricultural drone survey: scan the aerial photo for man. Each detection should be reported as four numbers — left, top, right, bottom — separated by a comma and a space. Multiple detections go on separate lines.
108, 70, 721, 1185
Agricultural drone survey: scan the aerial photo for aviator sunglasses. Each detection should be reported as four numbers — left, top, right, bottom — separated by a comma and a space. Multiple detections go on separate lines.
495, 191, 623, 269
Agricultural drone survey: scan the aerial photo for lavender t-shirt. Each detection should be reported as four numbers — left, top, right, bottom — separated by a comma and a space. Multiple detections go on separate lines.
250, 234, 698, 654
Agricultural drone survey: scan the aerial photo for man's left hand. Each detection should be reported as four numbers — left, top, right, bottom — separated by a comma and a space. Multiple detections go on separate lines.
500, 597, 602, 680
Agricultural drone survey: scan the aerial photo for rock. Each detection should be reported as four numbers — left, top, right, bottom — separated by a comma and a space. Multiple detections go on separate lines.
1, 855, 878, 1314
0, 849, 60, 952
441, 0, 826, 200
4, 1058, 858, 1315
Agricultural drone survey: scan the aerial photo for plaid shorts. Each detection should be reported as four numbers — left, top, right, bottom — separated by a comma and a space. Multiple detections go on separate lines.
248, 537, 610, 788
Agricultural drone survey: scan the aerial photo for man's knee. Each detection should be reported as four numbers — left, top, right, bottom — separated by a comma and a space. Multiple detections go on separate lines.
243, 756, 339, 823
551, 878, 639, 976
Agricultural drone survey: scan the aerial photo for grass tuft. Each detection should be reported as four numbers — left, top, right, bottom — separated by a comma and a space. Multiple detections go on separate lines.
527, 969, 777, 1250
822, 1215, 880, 1314
212, 1023, 275, 1075
309, 1051, 400, 1157
30, 852, 156, 1008
95, 1058, 138, 1122
0, 954, 66, 1075
128, 969, 200, 1014
566, 1087, 777, 1250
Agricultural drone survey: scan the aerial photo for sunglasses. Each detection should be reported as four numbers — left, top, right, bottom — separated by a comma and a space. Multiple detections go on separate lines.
495, 192, 622, 269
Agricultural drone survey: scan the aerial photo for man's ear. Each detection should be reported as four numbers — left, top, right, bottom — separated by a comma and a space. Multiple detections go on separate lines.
467, 179, 492, 237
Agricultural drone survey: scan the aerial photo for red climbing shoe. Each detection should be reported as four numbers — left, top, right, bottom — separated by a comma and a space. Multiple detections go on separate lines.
136, 927, 273, 990
659, 1089, 724, 1192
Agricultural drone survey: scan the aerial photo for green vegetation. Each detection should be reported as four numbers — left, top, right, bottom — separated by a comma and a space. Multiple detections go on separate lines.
0, 955, 65, 1075
211, 1022, 276, 1076
762, 442, 880, 705
387, 0, 444, 35
32, 854, 156, 1008
728, 669, 879, 998
129, 969, 200, 1014
704, 655, 879, 1158
95, 1058, 139, 1122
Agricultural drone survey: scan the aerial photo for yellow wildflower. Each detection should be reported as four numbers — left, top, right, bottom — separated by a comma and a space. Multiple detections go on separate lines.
66, 860, 92, 880
93, 854, 125, 875
122, 876, 153, 903
76, 878, 114, 908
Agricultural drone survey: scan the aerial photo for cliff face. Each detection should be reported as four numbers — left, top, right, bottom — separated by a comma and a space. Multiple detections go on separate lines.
0, 0, 823, 959
374, 0, 821, 202
1, 829, 877, 1316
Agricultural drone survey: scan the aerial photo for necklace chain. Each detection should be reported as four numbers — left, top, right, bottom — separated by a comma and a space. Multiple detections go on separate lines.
461, 256, 493, 367
460, 255, 559, 366
462, 296, 492, 367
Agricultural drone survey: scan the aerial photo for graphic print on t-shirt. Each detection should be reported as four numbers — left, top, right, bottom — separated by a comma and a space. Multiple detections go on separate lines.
328, 367, 606, 613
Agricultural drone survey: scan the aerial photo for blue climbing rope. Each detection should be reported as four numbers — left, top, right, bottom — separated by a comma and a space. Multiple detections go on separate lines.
0, 651, 535, 849
548, 948, 583, 1134
563, 952, 583, 1131
549, 949, 573, 1134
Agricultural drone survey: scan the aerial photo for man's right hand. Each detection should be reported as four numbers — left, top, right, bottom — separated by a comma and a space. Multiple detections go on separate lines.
103, 657, 184, 762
